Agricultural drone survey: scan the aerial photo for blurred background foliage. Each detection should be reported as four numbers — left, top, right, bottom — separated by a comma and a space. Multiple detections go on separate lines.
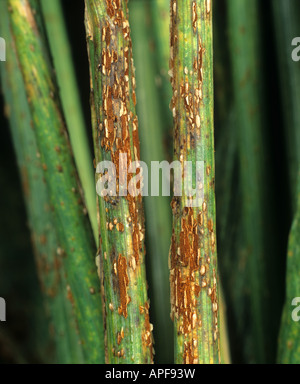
0, 0, 300, 364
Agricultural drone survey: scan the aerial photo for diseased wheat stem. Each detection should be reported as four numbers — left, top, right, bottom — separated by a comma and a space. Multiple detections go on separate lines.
169, 0, 220, 364
85, 0, 153, 364
8, 0, 104, 363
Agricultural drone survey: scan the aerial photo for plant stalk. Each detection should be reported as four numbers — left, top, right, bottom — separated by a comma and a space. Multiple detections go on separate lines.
85, 0, 154, 364
8, 0, 105, 364
169, 0, 220, 364
40, 0, 98, 242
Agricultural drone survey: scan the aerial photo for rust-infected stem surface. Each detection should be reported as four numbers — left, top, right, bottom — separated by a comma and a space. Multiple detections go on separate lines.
169, 0, 220, 364
85, 0, 153, 364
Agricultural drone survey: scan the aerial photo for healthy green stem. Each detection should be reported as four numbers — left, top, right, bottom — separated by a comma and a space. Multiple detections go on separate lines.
8, 0, 105, 364
277, 174, 300, 363
0, 2, 57, 363
272, 0, 300, 364
272, 0, 300, 207
40, 0, 98, 242
150, 0, 173, 149
227, 0, 283, 363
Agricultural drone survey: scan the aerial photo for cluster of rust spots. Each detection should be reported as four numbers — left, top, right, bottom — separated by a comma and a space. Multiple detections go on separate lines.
183, 341, 194, 364
99, 1, 144, 269
168, 0, 219, 363
170, 0, 205, 154
140, 302, 154, 360
170, 206, 218, 362
101, 48, 118, 76
116, 254, 130, 318
170, 208, 202, 331
105, 0, 124, 26
208, 216, 216, 255
106, 219, 124, 232
210, 268, 219, 342
112, 347, 125, 359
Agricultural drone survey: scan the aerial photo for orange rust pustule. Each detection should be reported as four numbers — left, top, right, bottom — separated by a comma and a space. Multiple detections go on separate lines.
117, 328, 124, 345
105, 0, 123, 25
183, 341, 194, 364
117, 254, 129, 318
102, 22, 111, 46
141, 302, 154, 360
192, 1, 198, 33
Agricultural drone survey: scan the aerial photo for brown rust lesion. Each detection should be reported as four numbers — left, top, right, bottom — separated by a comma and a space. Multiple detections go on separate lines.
116, 254, 129, 318
117, 327, 124, 345
170, 208, 205, 335
183, 341, 194, 364
192, 1, 197, 33
141, 301, 154, 360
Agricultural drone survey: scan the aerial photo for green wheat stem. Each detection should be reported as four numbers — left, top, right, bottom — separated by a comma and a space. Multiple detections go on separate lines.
7, 0, 105, 364
150, 0, 173, 149
40, 0, 98, 243
272, 0, 300, 207
0, 2, 65, 363
272, 0, 300, 364
277, 173, 300, 363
